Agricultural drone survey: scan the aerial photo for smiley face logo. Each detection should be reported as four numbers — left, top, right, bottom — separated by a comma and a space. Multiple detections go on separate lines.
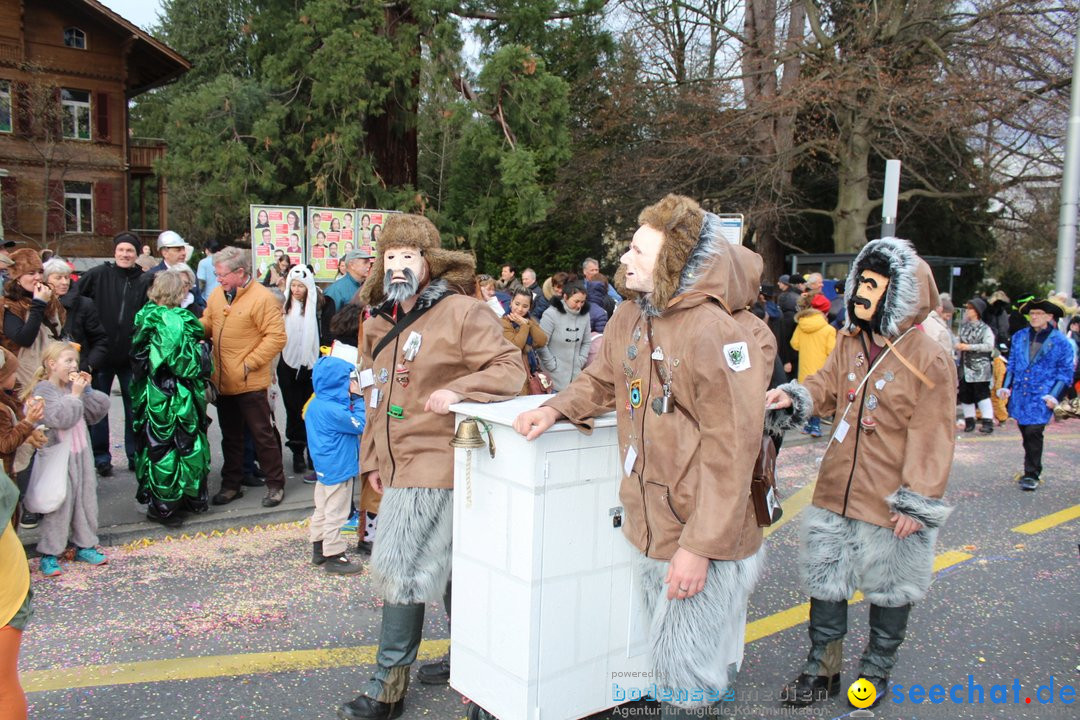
848, 678, 876, 708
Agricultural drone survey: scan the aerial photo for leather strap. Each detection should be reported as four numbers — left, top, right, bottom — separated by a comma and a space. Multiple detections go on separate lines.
882, 335, 936, 389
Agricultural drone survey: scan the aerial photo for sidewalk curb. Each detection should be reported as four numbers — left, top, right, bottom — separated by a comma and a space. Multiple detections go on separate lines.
20, 499, 317, 554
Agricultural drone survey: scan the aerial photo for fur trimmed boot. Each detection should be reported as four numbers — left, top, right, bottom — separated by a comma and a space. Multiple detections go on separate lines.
782, 598, 847, 707
963, 417, 976, 432
854, 603, 912, 708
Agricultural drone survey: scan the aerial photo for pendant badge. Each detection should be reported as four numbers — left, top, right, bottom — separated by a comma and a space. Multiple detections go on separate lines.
651, 347, 665, 361
847, 372, 857, 382
633, 327, 642, 342
378, 368, 389, 384
627, 345, 638, 360
860, 416, 877, 434
395, 363, 410, 389
883, 371, 895, 382
875, 379, 886, 391
847, 389, 857, 402
629, 379, 643, 409
866, 394, 879, 411
388, 404, 405, 420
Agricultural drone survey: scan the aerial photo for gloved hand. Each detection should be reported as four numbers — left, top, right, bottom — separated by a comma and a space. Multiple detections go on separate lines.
996, 387, 1011, 400
1042, 394, 1058, 409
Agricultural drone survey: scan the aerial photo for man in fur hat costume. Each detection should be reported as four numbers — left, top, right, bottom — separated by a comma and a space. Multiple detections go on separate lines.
765, 237, 957, 709
337, 214, 524, 720
514, 195, 775, 716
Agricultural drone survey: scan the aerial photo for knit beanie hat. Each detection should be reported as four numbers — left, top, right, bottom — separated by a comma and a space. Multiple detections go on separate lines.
113, 232, 139, 252
810, 293, 831, 313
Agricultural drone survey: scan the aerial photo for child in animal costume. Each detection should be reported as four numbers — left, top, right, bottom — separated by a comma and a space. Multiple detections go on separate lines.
515, 195, 775, 716
765, 237, 957, 709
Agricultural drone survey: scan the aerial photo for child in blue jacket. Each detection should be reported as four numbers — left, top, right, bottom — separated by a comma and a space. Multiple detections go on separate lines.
305, 355, 366, 573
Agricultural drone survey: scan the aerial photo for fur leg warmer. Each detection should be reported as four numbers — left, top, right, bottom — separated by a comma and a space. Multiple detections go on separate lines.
371, 487, 453, 604
766, 381, 813, 436
800, 505, 938, 607
635, 545, 766, 708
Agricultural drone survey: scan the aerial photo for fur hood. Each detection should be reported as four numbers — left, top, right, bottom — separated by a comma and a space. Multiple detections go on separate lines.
616, 195, 764, 318
548, 294, 591, 316
844, 237, 938, 339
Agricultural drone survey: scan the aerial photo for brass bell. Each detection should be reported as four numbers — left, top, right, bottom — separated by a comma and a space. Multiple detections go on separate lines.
450, 417, 496, 458
450, 418, 485, 449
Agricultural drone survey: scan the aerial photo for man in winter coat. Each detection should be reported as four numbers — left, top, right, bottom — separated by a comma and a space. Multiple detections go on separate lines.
200, 246, 288, 508
765, 237, 957, 710
337, 214, 524, 720
73, 232, 153, 476
997, 297, 1074, 490
515, 195, 775, 716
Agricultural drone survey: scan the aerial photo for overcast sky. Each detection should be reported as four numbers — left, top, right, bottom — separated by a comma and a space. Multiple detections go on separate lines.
100, 0, 164, 32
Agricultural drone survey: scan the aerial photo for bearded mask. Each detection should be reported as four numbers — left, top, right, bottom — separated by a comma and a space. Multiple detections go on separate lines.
849, 269, 890, 333
382, 246, 429, 303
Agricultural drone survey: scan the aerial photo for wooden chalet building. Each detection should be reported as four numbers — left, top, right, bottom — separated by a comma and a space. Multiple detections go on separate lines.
0, 0, 189, 256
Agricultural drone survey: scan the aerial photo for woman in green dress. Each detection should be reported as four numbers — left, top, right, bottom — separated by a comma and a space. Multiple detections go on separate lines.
131, 269, 213, 527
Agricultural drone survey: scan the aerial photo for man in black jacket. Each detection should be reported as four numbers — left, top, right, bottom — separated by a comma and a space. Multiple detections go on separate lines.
74, 232, 153, 476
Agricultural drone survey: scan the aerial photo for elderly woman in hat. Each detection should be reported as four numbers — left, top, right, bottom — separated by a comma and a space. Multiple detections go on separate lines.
997, 296, 1075, 490
0, 249, 66, 394
42, 258, 108, 374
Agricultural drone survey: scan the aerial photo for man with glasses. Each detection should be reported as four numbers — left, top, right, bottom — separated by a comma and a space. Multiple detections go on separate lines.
200, 246, 288, 507
73, 232, 153, 476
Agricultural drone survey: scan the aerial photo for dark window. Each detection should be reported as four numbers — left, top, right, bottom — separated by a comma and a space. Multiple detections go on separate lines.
64, 181, 93, 233
64, 27, 87, 49
0, 81, 10, 133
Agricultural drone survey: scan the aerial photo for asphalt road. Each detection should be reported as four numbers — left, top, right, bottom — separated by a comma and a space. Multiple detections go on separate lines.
16, 412, 1080, 720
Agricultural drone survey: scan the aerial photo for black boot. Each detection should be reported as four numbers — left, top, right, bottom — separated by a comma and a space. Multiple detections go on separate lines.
963, 417, 976, 432
293, 451, 307, 473
979, 419, 994, 434
782, 598, 847, 707
312, 541, 325, 565
418, 581, 453, 684
855, 603, 912, 708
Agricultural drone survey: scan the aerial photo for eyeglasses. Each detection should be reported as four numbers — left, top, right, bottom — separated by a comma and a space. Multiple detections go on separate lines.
214, 268, 242, 279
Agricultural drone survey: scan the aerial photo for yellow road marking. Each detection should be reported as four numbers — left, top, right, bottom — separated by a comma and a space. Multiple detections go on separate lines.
764, 481, 815, 538
744, 550, 973, 643
1012, 504, 1080, 535
28, 552, 975, 693
23, 638, 450, 693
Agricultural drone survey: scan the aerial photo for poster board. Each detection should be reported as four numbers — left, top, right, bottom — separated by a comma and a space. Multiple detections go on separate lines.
250, 204, 304, 281
716, 214, 745, 245
308, 207, 357, 283
355, 209, 393, 248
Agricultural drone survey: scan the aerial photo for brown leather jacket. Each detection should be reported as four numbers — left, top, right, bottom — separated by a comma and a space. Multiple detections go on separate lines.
546, 241, 774, 562
360, 279, 526, 489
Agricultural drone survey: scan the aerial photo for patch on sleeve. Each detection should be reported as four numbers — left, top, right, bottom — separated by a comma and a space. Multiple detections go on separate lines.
724, 341, 751, 372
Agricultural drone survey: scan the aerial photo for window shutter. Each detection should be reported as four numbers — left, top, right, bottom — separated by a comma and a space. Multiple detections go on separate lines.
50, 87, 62, 138
13, 82, 31, 137
95, 92, 109, 142
46, 180, 64, 233
1, 176, 16, 232
94, 181, 115, 235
